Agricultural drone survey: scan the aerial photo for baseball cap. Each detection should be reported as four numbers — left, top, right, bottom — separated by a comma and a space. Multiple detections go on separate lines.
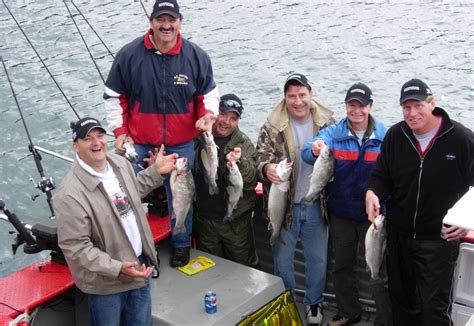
284, 73, 312, 92
345, 83, 373, 106
219, 93, 244, 117
400, 79, 433, 105
150, 0, 181, 19
71, 117, 106, 142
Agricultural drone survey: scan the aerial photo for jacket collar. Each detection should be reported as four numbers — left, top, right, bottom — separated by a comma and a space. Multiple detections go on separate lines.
72, 154, 125, 192
266, 99, 333, 132
144, 29, 182, 55
401, 106, 453, 138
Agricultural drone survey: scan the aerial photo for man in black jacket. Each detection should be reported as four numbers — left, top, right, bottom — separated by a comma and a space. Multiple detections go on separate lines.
366, 79, 474, 326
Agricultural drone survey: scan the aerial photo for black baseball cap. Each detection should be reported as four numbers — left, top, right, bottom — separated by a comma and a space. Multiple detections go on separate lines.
284, 73, 312, 93
345, 83, 373, 106
71, 117, 106, 142
400, 79, 433, 105
219, 93, 244, 117
150, 0, 181, 19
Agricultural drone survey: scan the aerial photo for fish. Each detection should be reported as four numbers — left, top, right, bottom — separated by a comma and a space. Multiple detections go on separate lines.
365, 215, 387, 280
302, 144, 334, 204
223, 161, 243, 222
201, 131, 219, 195
268, 159, 293, 245
170, 157, 195, 235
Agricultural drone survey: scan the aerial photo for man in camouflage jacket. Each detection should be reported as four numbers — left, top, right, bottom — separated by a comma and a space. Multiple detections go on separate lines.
256, 73, 334, 326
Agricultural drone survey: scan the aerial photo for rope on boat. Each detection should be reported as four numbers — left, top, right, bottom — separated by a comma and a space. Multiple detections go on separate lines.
68, 0, 115, 59
63, 0, 106, 83
1, 56, 56, 216
1, 0, 81, 119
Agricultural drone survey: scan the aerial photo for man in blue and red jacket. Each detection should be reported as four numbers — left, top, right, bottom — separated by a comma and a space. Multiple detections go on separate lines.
302, 83, 391, 326
104, 0, 219, 267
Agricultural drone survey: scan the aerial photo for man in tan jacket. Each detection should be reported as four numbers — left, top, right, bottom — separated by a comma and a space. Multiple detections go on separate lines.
53, 117, 177, 325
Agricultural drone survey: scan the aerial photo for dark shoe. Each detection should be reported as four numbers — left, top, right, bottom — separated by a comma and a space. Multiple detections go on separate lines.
306, 304, 323, 325
328, 313, 362, 325
171, 247, 190, 267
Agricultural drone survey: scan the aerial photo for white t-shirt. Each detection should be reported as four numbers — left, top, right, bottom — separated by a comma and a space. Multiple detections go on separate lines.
76, 155, 143, 257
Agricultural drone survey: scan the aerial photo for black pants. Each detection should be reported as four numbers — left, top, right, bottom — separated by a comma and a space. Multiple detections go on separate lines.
387, 227, 459, 326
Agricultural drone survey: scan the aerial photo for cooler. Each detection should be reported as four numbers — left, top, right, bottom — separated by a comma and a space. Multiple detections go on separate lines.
453, 232, 474, 308
452, 303, 474, 326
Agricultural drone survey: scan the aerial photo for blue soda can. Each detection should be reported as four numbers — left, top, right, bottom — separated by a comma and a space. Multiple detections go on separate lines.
205, 291, 217, 313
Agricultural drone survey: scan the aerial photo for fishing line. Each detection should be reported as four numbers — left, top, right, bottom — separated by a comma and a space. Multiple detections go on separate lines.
1, 56, 55, 216
68, 0, 115, 59
63, 0, 106, 83
139, 0, 150, 19
2, 0, 80, 119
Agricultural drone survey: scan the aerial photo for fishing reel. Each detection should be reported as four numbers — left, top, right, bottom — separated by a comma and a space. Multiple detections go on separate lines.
123, 141, 138, 163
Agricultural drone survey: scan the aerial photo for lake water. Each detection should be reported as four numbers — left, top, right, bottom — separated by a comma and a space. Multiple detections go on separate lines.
0, 0, 472, 277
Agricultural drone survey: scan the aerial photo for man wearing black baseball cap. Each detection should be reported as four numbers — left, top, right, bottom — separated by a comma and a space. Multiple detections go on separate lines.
104, 0, 220, 267
256, 73, 335, 325
193, 93, 259, 268
302, 82, 391, 326
54, 117, 177, 325
366, 79, 473, 325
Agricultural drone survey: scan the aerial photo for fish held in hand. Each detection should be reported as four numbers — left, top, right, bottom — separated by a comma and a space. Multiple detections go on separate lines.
268, 159, 293, 245
302, 144, 334, 204
170, 157, 195, 235
201, 131, 219, 195
365, 215, 387, 280
223, 161, 243, 222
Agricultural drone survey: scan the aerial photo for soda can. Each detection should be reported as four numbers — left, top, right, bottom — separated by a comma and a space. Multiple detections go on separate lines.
204, 291, 217, 313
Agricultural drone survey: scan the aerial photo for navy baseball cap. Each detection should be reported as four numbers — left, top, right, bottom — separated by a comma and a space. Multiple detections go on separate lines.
219, 93, 244, 117
284, 73, 312, 92
71, 117, 106, 142
345, 83, 373, 106
150, 0, 181, 19
400, 79, 433, 105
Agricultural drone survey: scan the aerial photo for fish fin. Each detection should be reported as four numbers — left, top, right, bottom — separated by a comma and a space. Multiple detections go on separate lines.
209, 184, 219, 195
201, 149, 209, 168
222, 215, 233, 223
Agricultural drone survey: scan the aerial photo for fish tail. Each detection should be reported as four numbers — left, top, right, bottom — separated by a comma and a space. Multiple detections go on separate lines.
172, 224, 186, 236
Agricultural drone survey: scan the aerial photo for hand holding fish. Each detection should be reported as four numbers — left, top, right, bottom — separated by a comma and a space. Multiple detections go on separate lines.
366, 190, 381, 227
150, 144, 178, 175
120, 261, 154, 279
311, 139, 326, 156
264, 163, 282, 184
115, 134, 133, 154
195, 113, 216, 133
442, 225, 469, 241
226, 147, 241, 164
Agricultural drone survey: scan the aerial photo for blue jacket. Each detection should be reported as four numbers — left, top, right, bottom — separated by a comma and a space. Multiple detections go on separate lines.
104, 30, 219, 146
302, 117, 387, 221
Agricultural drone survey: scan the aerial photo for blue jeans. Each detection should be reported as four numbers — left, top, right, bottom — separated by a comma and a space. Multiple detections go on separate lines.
88, 280, 152, 326
272, 200, 328, 305
134, 141, 194, 248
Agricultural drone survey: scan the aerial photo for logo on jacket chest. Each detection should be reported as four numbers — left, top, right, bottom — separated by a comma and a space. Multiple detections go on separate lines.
445, 152, 456, 161
174, 74, 189, 86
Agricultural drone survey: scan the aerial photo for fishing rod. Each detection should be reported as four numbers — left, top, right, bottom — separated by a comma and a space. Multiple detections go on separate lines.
139, 0, 150, 18
1, 56, 55, 216
2, 0, 80, 120
63, 0, 106, 83
67, 0, 115, 58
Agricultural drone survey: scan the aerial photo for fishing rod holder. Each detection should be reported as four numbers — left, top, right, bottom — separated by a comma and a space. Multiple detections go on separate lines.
0, 199, 66, 265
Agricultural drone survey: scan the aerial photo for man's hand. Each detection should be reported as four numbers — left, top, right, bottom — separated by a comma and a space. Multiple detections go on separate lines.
151, 144, 178, 175
120, 261, 154, 279
365, 190, 381, 226
264, 163, 282, 184
312, 139, 326, 157
226, 147, 241, 163
443, 225, 469, 242
115, 134, 132, 154
195, 114, 216, 133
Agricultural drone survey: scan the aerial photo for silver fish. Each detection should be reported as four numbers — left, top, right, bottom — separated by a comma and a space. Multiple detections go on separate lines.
223, 161, 243, 222
302, 144, 334, 204
170, 157, 195, 235
365, 215, 387, 280
268, 159, 293, 245
201, 131, 219, 195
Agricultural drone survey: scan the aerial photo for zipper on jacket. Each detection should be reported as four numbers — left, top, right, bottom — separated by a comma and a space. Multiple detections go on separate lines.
162, 56, 167, 145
